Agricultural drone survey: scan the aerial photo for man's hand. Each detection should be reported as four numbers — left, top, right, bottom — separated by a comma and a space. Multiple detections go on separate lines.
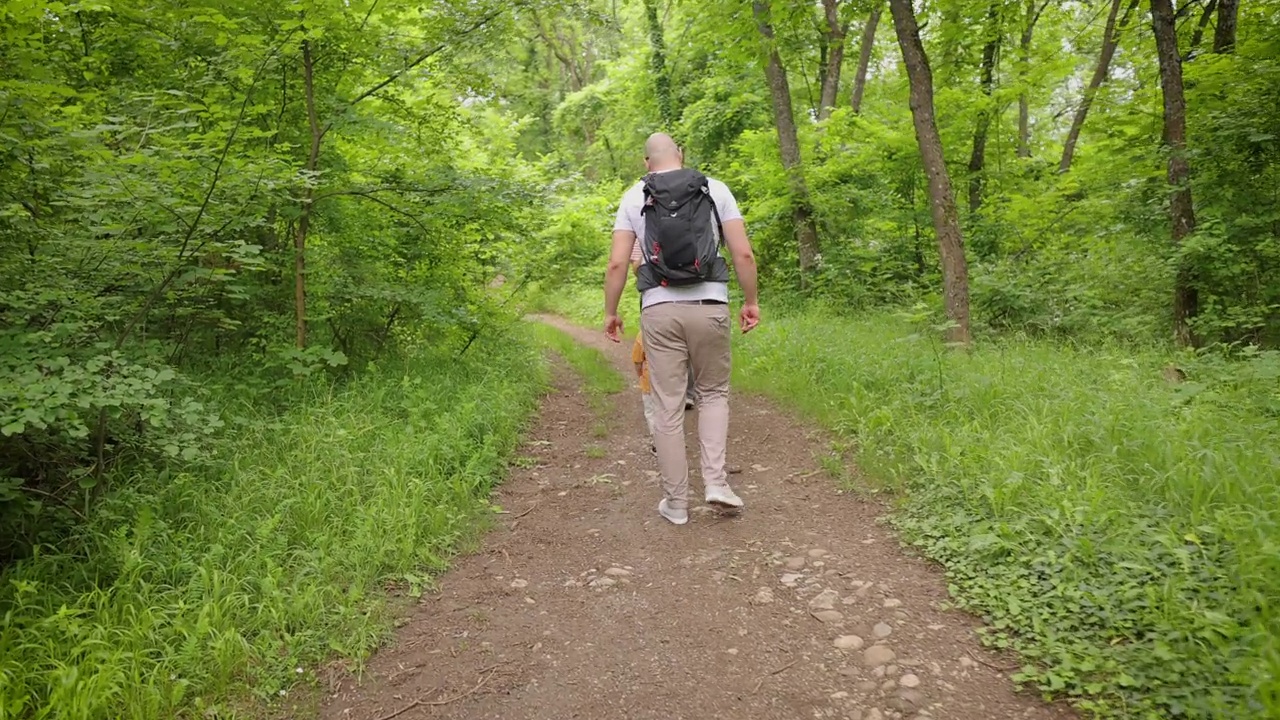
605, 314, 624, 343
739, 303, 760, 333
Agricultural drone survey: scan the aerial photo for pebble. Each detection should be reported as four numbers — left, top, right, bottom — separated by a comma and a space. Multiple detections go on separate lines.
604, 567, 631, 577
813, 610, 845, 623
900, 673, 921, 688
886, 664, 899, 676
833, 635, 865, 650
524, 597, 536, 605
866, 709, 884, 720
863, 645, 897, 668
808, 548, 829, 558
856, 680, 879, 692
809, 588, 841, 610
752, 587, 776, 605
883, 598, 903, 608
873, 622, 893, 639
881, 679, 898, 691
589, 577, 616, 588
889, 689, 927, 712
830, 691, 850, 700
785, 556, 807, 570
510, 579, 529, 588
780, 573, 803, 586
959, 656, 975, 669
727, 648, 739, 656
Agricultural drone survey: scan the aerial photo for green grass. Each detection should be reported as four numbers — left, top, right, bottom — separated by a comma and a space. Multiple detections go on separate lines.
527, 321, 626, 416
731, 311, 1280, 719
0, 336, 545, 719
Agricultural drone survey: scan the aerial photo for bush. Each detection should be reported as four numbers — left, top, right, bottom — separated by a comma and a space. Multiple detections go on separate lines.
0, 334, 544, 719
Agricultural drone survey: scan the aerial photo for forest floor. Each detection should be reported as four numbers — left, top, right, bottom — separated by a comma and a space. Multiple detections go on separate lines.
317, 316, 1076, 720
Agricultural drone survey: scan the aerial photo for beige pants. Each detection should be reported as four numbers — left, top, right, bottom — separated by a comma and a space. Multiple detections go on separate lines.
640, 301, 732, 510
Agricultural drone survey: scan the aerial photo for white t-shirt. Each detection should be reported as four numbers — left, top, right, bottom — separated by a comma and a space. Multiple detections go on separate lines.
615, 171, 742, 309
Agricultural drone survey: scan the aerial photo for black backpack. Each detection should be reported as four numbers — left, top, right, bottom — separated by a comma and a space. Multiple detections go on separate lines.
635, 168, 730, 292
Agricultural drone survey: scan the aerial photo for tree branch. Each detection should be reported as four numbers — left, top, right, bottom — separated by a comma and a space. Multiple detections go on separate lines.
340, 9, 503, 112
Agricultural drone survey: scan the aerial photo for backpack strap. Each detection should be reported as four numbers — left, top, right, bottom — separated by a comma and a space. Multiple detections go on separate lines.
702, 182, 726, 248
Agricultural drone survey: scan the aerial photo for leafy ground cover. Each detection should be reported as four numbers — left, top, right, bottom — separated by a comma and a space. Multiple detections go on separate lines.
0, 336, 544, 720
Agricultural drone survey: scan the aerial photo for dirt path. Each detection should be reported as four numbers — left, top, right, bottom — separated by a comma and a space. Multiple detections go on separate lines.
319, 317, 1074, 720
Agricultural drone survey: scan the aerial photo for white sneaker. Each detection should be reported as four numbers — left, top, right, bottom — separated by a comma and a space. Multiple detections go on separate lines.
658, 498, 689, 525
705, 484, 744, 511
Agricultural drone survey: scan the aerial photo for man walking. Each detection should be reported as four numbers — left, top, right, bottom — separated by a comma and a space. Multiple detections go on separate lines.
604, 133, 760, 525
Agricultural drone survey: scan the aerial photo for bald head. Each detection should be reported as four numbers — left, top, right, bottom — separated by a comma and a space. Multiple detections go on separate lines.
644, 133, 682, 171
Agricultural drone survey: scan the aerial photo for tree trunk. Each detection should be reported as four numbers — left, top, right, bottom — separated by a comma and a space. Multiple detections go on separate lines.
967, 2, 1001, 214
817, 0, 847, 121
643, 0, 676, 127
754, 0, 821, 277
1213, 0, 1239, 53
1187, 0, 1219, 58
1058, 0, 1139, 173
296, 39, 322, 349
1151, 0, 1199, 347
1017, 0, 1050, 158
850, 4, 881, 114
888, 0, 972, 345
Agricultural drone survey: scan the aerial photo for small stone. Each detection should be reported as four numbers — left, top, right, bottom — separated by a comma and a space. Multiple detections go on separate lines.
833, 635, 865, 650
510, 579, 529, 588
813, 610, 844, 623
727, 648, 739, 655
589, 577, 616, 588
873, 666, 886, 678
785, 556, 807, 570
873, 622, 893, 638
809, 588, 841, 610
959, 656, 975, 669
883, 598, 903, 608
886, 665, 899, 676
863, 645, 897, 668
856, 680, 879, 692
524, 597, 536, 605
752, 587, 776, 605
866, 709, 884, 720
856, 584, 874, 597
888, 689, 927, 712
604, 567, 632, 577
880, 679, 897, 691
808, 548, 829, 558
899, 674, 921, 688
830, 691, 850, 700
780, 573, 803, 586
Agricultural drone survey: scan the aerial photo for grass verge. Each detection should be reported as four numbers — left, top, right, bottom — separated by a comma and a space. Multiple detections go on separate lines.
527, 321, 626, 414
731, 311, 1279, 719
0, 335, 545, 720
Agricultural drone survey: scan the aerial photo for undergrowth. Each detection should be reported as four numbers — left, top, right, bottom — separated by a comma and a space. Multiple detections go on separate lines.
528, 322, 625, 415
0, 335, 545, 720
732, 311, 1279, 719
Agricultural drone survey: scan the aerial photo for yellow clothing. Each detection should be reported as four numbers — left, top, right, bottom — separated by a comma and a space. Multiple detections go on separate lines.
631, 334, 651, 394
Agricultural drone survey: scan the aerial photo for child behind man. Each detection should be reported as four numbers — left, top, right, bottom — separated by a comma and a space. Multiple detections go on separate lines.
631, 332, 658, 456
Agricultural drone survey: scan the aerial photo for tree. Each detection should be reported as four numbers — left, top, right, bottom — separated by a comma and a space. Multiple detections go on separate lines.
967, 1, 1002, 213
1017, 0, 1051, 157
1214, 0, 1239, 53
1150, 0, 1199, 346
888, 0, 972, 344
643, 0, 676, 127
753, 0, 822, 278
851, 3, 882, 114
1059, 0, 1141, 174
817, 0, 849, 121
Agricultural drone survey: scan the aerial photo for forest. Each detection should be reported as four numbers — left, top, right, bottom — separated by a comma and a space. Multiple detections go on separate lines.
0, 0, 1277, 718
